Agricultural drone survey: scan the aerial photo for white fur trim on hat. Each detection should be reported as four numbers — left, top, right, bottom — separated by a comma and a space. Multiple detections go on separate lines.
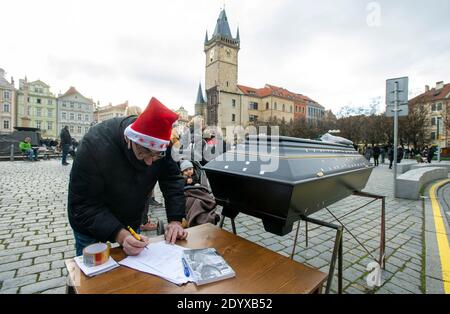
124, 125, 170, 152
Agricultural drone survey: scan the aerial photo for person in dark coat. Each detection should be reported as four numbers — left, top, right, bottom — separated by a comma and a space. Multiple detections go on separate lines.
60, 126, 72, 166
373, 145, 381, 167
68, 98, 187, 256
388, 145, 394, 169
397, 146, 404, 164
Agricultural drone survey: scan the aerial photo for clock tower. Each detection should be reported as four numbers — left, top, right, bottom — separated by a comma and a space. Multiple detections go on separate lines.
204, 9, 241, 126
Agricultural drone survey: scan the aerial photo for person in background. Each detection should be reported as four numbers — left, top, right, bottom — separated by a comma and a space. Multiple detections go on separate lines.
180, 160, 200, 187
19, 137, 38, 161
373, 145, 380, 167
388, 145, 394, 169
380, 146, 386, 164
60, 126, 72, 166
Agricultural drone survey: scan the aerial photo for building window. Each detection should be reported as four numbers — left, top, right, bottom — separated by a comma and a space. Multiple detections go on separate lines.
282, 104, 285, 112
70, 102, 74, 109
36, 121, 41, 129
431, 117, 436, 126
85, 114, 89, 121
249, 115, 258, 123
431, 132, 436, 140
78, 114, 82, 121
48, 99, 52, 105
37, 98, 41, 104
78, 103, 82, 109
3, 103, 10, 113
62, 112, 67, 120
47, 122, 53, 131
232, 114, 236, 122
70, 113, 74, 121
69, 125, 74, 133
78, 126, 82, 133
85, 127, 89, 134
62, 102, 67, 108
232, 99, 236, 107
437, 103, 443, 111
274, 103, 277, 110
3, 91, 10, 99
266, 102, 269, 110
249, 102, 258, 110
3, 120, 10, 129
36, 108, 41, 117
47, 109, 53, 118
431, 104, 437, 112
226, 81, 229, 87
290, 106, 293, 113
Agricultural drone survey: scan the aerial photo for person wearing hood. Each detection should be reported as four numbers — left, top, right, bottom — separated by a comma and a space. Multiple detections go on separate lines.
68, 98, 187, 256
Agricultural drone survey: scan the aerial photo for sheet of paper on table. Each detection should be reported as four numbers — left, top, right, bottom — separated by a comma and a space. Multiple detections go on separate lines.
74, 256, 120, 277
119, 241, 191, 285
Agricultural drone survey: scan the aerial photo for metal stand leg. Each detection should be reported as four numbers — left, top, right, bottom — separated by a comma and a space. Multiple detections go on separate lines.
231, 219, 237, 235
219, 215, 225, 229
300, 216, 343, 294
291, 220, 301, 260
305, 221, 309, 247
379, 196, 386, 269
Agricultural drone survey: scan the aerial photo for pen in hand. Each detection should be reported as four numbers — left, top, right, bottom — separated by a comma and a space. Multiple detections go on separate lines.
126, 226, 149, 250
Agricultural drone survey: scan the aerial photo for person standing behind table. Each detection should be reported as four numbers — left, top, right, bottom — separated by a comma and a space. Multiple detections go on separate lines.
60, 126, 72, 166
68, 97, 187, 257
373, 145, 381, 167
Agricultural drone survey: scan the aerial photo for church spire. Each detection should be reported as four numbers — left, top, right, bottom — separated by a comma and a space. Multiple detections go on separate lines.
213, 9, 233, 40
195, 83, 205, 104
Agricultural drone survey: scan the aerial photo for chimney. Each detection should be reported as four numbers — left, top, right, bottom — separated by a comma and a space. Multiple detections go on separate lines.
436, 81, 444, 90
425, 85, 430, 92
11, 76, 14, 86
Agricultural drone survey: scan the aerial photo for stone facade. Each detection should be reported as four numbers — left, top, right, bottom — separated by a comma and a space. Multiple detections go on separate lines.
16, 78, 57, 138
94, 102, 129, 123
202, 9, 324, 136
409, 81, 450, 147
57, 87, 95, 141
0, 68, 16, 134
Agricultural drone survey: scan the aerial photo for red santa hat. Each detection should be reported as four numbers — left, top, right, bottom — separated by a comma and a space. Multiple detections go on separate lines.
124, 97, 179, 151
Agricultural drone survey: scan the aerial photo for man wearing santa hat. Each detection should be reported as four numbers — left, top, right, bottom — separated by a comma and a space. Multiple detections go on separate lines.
68, 98, 187, 256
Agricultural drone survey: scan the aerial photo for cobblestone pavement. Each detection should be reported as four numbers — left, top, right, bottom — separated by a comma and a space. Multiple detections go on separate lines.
0, 159, 426, 294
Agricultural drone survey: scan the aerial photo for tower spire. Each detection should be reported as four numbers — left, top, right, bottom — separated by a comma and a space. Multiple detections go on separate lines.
195, 83, 205, 104
204, 30, 209, 45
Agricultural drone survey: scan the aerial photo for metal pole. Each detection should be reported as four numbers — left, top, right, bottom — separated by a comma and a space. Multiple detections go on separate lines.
393, 82, 399, 197
10, 144, 14, 161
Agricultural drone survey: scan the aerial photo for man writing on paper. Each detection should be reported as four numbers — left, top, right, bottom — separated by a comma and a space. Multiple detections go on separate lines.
68, 98, 188, 256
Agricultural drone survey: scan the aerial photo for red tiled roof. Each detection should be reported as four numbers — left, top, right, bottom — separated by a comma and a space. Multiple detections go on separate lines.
410, 83, 450, 104
60, 86, 92, 102
238, 84, 317, 104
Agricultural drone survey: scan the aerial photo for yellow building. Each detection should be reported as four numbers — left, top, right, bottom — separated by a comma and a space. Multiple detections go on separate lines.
0, 68, 16, 134
16, 78, 58, 138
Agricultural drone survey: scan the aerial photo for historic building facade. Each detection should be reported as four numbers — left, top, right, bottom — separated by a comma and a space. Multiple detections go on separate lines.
409, 81, 450, 147
0, 68, 16, 134
16, 78, 57, 138
196, 9, 325, 136
57, 87, 95, 141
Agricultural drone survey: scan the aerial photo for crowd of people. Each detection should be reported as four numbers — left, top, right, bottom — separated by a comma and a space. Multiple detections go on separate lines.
361, 144, 438, 169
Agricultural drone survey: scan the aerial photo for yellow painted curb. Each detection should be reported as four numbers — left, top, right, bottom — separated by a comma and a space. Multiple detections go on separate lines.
429, 179, 450, 294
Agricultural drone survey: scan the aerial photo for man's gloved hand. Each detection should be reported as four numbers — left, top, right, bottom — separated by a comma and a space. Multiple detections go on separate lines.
116, 229, 149, 256
165, 221, 188, 244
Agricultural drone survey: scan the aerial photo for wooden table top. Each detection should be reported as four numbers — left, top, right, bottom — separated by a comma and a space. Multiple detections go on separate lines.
65, 224, 327, 294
